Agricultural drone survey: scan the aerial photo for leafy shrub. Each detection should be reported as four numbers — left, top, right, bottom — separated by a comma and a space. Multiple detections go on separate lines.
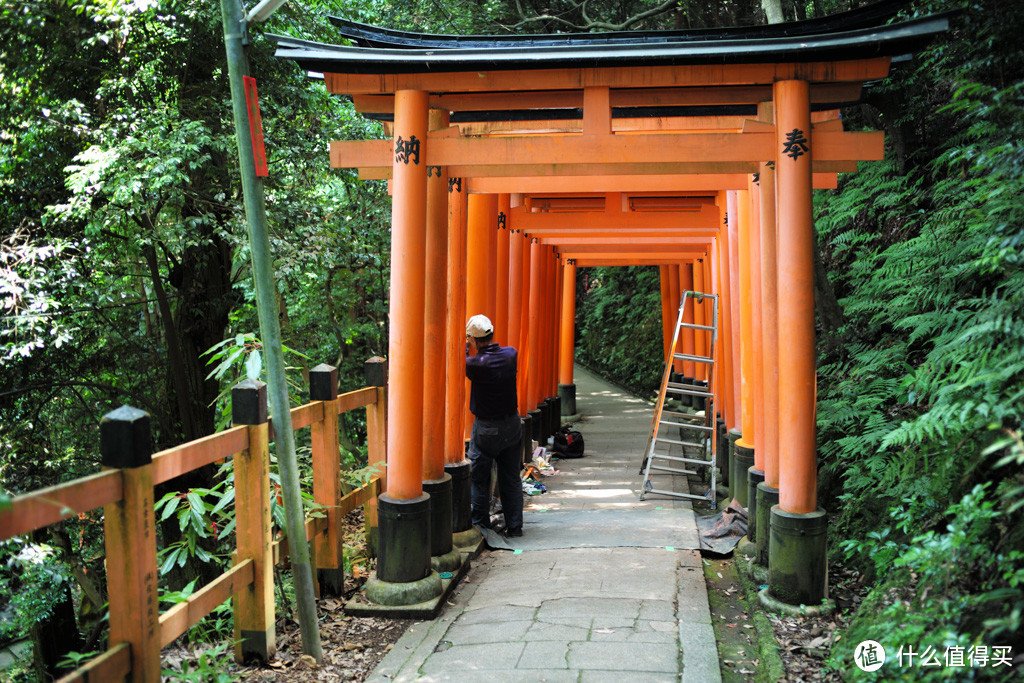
833, 485, 1023, 681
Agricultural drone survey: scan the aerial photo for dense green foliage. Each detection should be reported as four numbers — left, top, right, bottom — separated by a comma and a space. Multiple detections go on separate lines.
575, 267, 664, 395
813, 1, 1024, 676
3, 0, 1022, 679
0, 1, 389, 676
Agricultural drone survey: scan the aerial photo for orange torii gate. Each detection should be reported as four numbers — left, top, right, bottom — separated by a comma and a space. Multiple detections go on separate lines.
275, 5, 949, 613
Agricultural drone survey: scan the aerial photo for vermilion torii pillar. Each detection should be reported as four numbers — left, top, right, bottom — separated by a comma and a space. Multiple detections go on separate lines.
667, 264, 682, 378
496, 195, 511, 346
559, 259, 578, 416
756, 154, 781, 569
746, 175, 767, 546
527, 238, 544, 439
443, 176, 478, 547
768, 79, 828, 608
732, 189, 755, 507
421, 111, 461, 572
680, 263, 696, 385
369, 89, 442, 606
659, 266, 672, 364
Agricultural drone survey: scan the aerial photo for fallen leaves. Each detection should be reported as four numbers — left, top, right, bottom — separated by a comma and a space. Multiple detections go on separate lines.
767, 563, 868, 683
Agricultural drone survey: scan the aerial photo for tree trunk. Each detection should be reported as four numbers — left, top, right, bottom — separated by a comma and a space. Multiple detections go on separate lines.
143, 242, 200, 443
31, 581, 82, 681
813, 231, 847, 353
762, 0, 784, 23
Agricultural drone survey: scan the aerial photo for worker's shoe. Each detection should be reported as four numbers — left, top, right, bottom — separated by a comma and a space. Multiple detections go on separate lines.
506, 527, 523, 538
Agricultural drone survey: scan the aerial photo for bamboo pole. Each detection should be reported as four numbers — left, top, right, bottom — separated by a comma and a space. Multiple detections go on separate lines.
218, 0, 321, 658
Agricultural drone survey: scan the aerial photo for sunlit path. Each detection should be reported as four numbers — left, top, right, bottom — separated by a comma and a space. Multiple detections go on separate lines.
368, 367, 718, 682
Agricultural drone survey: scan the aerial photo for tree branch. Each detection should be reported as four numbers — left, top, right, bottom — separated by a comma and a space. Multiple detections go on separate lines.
514, 0, 679, 31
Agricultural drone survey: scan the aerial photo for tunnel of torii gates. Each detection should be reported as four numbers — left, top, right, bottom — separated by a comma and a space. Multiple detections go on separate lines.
274, 3, 949, 609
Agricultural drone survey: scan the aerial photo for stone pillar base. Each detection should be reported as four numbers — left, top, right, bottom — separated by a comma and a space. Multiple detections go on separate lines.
768, 506, 828, 606
559, 383, 576, 417
716, 418, 728, 487
528, 409, 542, 442
453, 526, 483, 550
444, 460, 472, 533
692, 379, 708, 412
733, 441, 754, 508
755, 482, 779, 567
746, 468, 765, 542
520, 415, 532, 465
364, 570, 442, 607
422, 475, 453, 557
727, 429, 742, 501
679, 376, 694, 408
377, 494, 433, 586
429, 547, 463, 574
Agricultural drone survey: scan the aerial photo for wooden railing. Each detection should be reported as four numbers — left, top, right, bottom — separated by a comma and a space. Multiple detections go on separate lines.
0, 360, 387, 683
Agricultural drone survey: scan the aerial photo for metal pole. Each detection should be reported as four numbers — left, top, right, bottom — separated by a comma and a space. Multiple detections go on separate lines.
218, 0, 322, 660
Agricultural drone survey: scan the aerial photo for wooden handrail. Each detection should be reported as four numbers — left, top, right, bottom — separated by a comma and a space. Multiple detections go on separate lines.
0, 469, 123, 540
56, 642, 131, 683
152, 426, 249, 486
267, 386, 377, 438
0, 375, 388, 682
158, 559, 255, 648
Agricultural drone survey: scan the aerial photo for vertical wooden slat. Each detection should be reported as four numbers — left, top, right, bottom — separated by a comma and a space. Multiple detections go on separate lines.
364, 358, 388, 555
100, 406, 160, 683
310, 364, 344, 596
230, 379, 275, 663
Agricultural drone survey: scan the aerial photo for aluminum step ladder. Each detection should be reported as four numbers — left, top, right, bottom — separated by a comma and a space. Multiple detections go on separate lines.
640, 290, 719, 507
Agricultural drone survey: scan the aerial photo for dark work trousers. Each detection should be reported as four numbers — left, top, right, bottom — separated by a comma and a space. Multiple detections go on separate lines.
467, 413, 523, 532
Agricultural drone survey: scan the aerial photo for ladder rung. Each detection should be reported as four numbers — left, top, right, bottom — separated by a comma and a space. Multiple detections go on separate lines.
659, 420, 713, 430
679, 323, 716, 332
661, 421, 715, 432
666, 385, 714, 398
672, 353, 714, 364
649, 465, 698, 475
661, 410, 703, 420
650, 454, 714, 466
643, 487, 713, 503
654, 436, 706, 448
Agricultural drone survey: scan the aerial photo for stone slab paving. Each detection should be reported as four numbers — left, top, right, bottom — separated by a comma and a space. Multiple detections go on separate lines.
367, 365, 720, 683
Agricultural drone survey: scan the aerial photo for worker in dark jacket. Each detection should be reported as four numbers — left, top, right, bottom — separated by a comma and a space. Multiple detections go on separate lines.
465, 314, 523, 537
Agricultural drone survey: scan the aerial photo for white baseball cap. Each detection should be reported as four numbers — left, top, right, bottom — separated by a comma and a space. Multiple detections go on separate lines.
466, 314, 493, 338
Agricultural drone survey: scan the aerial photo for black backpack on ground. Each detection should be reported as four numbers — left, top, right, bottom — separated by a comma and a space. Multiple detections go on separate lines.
553, 426, 584, 458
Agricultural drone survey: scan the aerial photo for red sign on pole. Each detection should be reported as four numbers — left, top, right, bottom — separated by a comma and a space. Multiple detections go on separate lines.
242, 76, 269, 177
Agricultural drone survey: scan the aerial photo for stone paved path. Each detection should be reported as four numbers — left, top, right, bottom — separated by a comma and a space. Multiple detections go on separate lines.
368, 365, 721, 682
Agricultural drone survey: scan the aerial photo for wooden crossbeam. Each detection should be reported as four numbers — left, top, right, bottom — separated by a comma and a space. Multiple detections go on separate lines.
455, 116, 750, 136
571, 256, 708, 266
510, 209, 719, 232
541, 235, 718, 246
560, 243, 710, 254
334, 131, 881, 178
325, 58, 891, 95
465, 173, 836, 193
352, 83, 862, 115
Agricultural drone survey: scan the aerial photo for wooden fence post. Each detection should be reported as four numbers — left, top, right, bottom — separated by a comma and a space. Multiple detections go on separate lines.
310, 363, 344, 596
231, 380, 275, 663
100, 406, 159, 683
363, 357, 387, 557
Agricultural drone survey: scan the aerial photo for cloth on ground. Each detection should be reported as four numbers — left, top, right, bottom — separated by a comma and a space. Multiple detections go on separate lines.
696, 498, 747, 555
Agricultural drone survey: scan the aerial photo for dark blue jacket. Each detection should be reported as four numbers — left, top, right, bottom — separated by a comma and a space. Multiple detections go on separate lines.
465, 343, 518, 419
